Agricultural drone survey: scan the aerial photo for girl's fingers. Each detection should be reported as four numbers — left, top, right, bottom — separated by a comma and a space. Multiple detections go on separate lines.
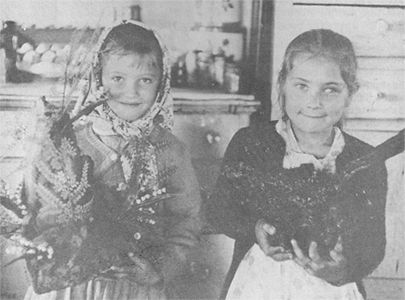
330, 237, 344, 263
291, 239, 305, 259
330, 249, 342, 263
334, 236, 343, 253
330, 247, 345, 264
308, 241, 321, 262
255, 219, 275, 236
262, 223, 276, 235
128, 253, 152, 271
255, 220, 293, 261
271, 250, 293, 261
291, 239, 314, 271
255, 220, 275, 255
109, 266, 132, 278
268, 246, 284, 254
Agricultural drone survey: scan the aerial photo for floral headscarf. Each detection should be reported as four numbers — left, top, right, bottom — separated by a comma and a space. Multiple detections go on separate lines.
83, 20, 174, 196
87, 20, 173, 140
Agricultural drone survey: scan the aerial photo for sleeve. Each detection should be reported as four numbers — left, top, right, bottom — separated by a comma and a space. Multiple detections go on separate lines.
339, 159, 388, 285
0, 32, 12, 52
17, 31, 34, 48
0, 33, 4, 48
157, 141, 203, 285
205, 129, 258, 244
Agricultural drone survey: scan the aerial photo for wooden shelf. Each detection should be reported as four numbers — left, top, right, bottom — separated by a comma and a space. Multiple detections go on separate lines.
0, 83, 259, 114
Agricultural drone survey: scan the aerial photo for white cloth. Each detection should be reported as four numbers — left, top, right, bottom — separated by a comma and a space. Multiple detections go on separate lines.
226, 244, 364, 300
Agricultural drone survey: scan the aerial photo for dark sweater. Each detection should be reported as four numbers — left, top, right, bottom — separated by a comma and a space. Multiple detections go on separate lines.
206, 120, 387, 299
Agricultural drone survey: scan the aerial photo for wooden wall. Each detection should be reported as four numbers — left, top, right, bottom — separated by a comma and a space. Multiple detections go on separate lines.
270, 1, 404, 298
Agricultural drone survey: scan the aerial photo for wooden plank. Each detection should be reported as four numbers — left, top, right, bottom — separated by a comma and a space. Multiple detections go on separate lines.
373, 154, 404, 278
273, 2, 405, 58
358, 57, 405, 71
356, 68, 404, 102
345, 119, 405, 134
346, 96, 404, 119
293, 0, 405, 6
363, 277, 405, 300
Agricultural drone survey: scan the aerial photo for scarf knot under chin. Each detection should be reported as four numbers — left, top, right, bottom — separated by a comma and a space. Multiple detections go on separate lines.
101, 103, 154, 141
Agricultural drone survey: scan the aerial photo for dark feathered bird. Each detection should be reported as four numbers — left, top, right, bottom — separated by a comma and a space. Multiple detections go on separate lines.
223, 129, 404, 259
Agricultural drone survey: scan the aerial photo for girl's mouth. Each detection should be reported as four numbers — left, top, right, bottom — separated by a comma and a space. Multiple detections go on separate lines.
121, 102, 142, 107
302, 113, 325, 119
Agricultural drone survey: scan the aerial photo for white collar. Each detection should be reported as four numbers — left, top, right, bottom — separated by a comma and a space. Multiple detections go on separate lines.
275, 119, 345, 173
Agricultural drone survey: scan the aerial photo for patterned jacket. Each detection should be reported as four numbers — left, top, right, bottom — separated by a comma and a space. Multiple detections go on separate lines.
23, 121, 202, 296
75, 122, 203, 284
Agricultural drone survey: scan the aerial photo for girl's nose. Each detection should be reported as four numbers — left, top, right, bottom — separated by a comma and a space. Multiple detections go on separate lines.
126, 82, 141, 97
307, 91, 322, 108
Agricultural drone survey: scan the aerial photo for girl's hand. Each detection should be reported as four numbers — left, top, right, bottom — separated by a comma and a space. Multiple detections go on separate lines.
255, 219, 293, 262
292, 237, 348, 285
110, 253, 163, 287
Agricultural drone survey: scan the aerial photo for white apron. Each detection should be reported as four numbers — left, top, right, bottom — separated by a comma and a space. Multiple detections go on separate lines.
226, 244, 364, 300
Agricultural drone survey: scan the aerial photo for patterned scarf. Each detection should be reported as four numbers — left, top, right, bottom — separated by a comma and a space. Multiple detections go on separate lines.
86, 20, 173, 197
90, 20, 173, 139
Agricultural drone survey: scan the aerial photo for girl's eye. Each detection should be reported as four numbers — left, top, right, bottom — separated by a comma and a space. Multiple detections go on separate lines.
112, 76, 123, 82
295, 83, 308, 91
324, 87, 340, 94
140, 78, 153, 84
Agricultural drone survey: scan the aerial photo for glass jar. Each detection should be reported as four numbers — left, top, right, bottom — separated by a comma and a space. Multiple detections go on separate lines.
224, 62, 240, 93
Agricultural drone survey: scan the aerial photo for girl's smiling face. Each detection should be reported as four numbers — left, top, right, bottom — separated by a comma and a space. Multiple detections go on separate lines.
102, 52, 161, 122
284, 53, 351, 138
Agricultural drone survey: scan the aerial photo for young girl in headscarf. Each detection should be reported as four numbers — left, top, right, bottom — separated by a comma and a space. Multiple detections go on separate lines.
20, 20, 202, 300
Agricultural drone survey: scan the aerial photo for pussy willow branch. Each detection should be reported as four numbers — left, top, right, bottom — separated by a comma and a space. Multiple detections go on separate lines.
60, 26, 103, 116
58, 99, 106, 137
